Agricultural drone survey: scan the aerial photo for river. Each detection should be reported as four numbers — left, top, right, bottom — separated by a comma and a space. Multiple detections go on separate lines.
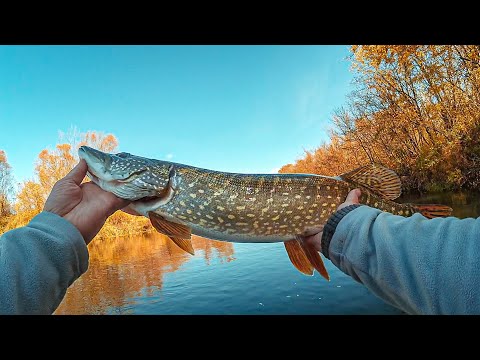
55, 191, 480, 315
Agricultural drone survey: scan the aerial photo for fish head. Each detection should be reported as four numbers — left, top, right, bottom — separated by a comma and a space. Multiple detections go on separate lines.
78, 146, 171, 201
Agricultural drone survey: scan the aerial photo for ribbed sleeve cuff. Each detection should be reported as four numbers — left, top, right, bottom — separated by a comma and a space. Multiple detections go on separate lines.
321, 204, 363, 259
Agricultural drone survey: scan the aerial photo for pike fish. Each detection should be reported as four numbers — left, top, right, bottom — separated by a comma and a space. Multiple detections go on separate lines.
78, 146, 452, 280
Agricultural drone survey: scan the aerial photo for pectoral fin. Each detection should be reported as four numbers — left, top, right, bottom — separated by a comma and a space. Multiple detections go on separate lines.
170, 237, 195, 255
148, 212, 194, 255
148, 212, 191, 238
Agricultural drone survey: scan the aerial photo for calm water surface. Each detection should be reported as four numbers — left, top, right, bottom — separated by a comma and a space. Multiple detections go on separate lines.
55, 191, 480, 315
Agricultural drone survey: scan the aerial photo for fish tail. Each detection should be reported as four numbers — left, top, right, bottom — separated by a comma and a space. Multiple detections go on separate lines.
410, 204, 453, 219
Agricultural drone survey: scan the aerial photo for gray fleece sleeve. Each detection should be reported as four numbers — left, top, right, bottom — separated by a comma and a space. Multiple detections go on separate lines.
0, 211, 89, 314
326, 206, 480, 315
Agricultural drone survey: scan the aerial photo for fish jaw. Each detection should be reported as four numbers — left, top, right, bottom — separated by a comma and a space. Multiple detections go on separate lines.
78, 146, 117, 182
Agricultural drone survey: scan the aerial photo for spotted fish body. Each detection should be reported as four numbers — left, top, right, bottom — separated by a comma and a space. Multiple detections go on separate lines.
157, 167, 411, 243
78, 146, 453, 280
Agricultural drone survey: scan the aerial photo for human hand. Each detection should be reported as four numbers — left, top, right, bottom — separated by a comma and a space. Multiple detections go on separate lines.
43, 159, 131, 245
121, 204, 142, 216
304, 188, 362, 252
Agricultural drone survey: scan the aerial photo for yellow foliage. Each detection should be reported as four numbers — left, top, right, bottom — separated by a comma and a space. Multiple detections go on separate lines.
283, 45, 480, 192
96, 212, 152, 240
0, 129, 160, 238
0, 150, 7, 164
0, 150, 14, 217
280, 134, 370, 177
0, 130, 135, 236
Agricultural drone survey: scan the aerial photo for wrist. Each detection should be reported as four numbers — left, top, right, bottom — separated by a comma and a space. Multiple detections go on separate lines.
321, 204, 363, 259
63, 212, 91, 245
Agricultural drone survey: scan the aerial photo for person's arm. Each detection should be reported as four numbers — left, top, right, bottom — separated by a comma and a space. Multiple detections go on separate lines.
0, 212, 88, 314
316, 191, 480, 315
0, 159, 129, 315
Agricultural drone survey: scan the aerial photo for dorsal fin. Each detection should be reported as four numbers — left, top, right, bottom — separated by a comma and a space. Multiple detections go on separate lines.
338, 164, 402, 200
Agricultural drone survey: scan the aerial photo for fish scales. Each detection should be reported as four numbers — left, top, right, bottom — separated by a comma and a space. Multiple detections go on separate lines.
157, 166, 415, 242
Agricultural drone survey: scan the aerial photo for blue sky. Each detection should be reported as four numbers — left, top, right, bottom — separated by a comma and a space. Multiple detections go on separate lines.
0, 45, 353, 188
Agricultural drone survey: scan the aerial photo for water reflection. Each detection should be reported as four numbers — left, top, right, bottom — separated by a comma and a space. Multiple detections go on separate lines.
55, 233, 235, 315
398, 191, 480, 219
55, 191, 480, 315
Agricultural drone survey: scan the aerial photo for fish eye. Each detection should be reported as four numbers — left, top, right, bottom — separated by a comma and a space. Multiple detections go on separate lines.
116, 152, 131, 158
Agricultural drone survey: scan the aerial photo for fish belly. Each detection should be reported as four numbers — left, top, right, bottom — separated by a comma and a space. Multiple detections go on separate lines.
189, 223, 292, 243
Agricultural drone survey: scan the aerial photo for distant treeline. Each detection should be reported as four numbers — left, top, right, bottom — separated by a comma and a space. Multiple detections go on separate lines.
280, 45, 480, 193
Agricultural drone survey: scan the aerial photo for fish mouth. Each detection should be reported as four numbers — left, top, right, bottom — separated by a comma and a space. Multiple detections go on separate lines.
78, 146, 113, 181
78, 146, 157, 201
79, 146, 110, 163
86, 169, 101, 185
79, 145, 149, 184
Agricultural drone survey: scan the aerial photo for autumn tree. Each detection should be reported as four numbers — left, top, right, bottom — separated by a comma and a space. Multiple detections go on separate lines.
0, 150, 14, 218
4, 130, 120, 231
284, 45, 480, 192
34, 131, 118, 195
4, 129, 151, 239
280, 134, 369, 177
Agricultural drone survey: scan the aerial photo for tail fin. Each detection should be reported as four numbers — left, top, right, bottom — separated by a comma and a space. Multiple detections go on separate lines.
411, 204, 453, 219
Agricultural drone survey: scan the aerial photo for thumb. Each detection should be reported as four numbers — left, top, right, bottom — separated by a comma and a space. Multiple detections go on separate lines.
64, 159, 88, 185
345, 188, 361, 204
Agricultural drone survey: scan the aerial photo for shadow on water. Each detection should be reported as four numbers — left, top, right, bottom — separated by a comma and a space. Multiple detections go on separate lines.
55, 191, 479, 315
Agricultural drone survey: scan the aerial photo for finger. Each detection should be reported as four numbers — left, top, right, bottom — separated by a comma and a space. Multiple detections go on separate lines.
81, 181, 131, 214
303, 232, 323, 252
345, 188, 361, 204
65, 159, 88, 185
301, 225, 324, 237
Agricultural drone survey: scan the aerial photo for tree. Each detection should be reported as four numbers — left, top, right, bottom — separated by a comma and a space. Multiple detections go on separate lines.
279, 134, 369, 177
283, 45, 480, 192
4, 129, 151, 239
6, 130, 120, 230
0, 150, 14, 217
